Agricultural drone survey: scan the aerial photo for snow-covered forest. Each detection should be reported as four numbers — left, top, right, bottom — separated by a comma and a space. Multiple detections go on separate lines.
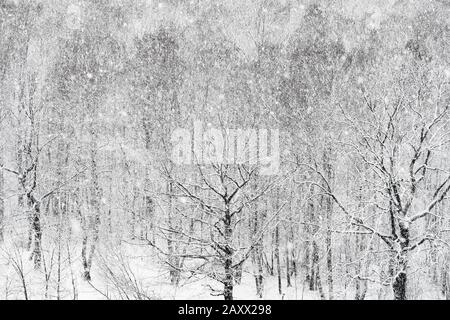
0, 0, 449, 300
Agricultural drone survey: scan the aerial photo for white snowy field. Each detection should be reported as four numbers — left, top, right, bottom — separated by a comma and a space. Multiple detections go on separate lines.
0, 241, 444, 300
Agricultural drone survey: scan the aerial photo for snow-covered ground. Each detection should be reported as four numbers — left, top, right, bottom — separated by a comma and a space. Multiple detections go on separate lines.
0, 241, 443, 300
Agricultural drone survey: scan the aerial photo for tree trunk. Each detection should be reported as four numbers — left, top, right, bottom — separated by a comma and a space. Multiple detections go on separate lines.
393, 258, 408, 300
254, 249, 264, 298
393, 224, 409, 300
24, 190, 42, 269
307, 199, 316, 291
251, 196, 264, 298
313, 241, 326, 299
322, 147, 334, 299
167, 181, 180, 285
31, 201, 42, 269
275, 224, 282, 295
223, 205, 234, 300
224, 257, 234, 301
82, 145, 102, 281
392, 251, 408, 300
286, 240, 292, 287
324, 189, 333, 299
442, 259, 450, 300
0, 149, 4, 243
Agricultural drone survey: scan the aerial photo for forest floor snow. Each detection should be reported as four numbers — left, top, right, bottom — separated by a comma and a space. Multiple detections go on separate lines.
0, 241, 444, 300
